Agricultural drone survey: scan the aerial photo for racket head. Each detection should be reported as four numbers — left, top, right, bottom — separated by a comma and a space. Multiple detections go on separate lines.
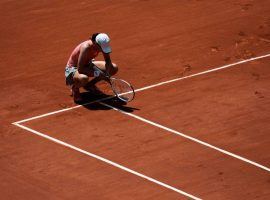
110, 77, 135, 102
94, 79, 113, 94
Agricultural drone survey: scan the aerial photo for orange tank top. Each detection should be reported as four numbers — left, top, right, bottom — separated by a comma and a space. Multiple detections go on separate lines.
66, 40, 99, 67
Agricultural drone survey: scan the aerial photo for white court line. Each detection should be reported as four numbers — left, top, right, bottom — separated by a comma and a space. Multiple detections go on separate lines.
12, 122, 201, 200
11, 54, 270, 198
13, 53, 270, 124
100, 102, 270, 173
135, 53, 270, 92
14, 96, 114, 124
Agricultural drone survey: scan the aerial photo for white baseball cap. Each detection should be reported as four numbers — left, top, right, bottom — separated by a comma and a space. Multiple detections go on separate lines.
95, 33, 112, 53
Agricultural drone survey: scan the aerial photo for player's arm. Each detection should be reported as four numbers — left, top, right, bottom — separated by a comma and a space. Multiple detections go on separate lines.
77, 44, 90, 74
103, 52, 113, 76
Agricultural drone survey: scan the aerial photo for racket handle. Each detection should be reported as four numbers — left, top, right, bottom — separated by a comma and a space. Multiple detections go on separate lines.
93, 65, 110, 79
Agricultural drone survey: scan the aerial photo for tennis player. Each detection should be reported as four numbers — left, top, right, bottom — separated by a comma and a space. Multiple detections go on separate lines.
65, 33, 118, 102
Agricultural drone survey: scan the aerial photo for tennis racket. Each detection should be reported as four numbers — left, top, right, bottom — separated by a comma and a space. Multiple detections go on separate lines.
93, 65, 135, 103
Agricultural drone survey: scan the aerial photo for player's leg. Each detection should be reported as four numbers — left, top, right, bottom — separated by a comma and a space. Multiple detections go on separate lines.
84, 61, 118, 90
65, 66, 86, 102
73, 71, 89, 87
72, 71, 90, 102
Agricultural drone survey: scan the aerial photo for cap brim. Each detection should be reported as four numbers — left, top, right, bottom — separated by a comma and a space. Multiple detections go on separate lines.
101, 44, 112, 53
102, 47, 112, 53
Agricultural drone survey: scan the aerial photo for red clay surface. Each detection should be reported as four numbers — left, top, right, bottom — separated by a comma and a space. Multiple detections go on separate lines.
1, 0, 270, 199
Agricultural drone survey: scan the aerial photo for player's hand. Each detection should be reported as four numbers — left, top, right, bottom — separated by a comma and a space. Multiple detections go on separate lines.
105, 63, 114, 77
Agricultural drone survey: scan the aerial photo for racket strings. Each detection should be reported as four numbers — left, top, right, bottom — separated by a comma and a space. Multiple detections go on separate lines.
111, 79, 134, 102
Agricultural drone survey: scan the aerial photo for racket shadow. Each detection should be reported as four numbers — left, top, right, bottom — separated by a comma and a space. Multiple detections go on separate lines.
78, 91, 139, 113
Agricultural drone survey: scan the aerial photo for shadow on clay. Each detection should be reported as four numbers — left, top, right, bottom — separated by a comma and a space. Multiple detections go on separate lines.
76, 91, 139, 113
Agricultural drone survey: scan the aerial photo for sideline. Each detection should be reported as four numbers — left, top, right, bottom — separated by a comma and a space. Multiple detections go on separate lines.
100, 102, 270, 173
12, 122, 202, 200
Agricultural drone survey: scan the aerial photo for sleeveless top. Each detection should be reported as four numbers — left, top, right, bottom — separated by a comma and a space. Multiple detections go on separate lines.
66, 40, 99, 67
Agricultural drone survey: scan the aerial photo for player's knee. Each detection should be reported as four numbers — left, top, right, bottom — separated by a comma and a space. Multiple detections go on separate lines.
74, 74, 89, 87
81, 76, 89, 85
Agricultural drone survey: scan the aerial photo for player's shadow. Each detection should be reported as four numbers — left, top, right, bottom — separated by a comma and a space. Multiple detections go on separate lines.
77, 91, 139, 113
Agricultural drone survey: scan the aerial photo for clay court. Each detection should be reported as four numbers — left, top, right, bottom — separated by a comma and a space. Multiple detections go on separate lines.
1, 0, 270, 199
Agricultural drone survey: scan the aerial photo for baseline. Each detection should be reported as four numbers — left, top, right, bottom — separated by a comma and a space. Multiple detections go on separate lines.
13, 53, 270, 124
